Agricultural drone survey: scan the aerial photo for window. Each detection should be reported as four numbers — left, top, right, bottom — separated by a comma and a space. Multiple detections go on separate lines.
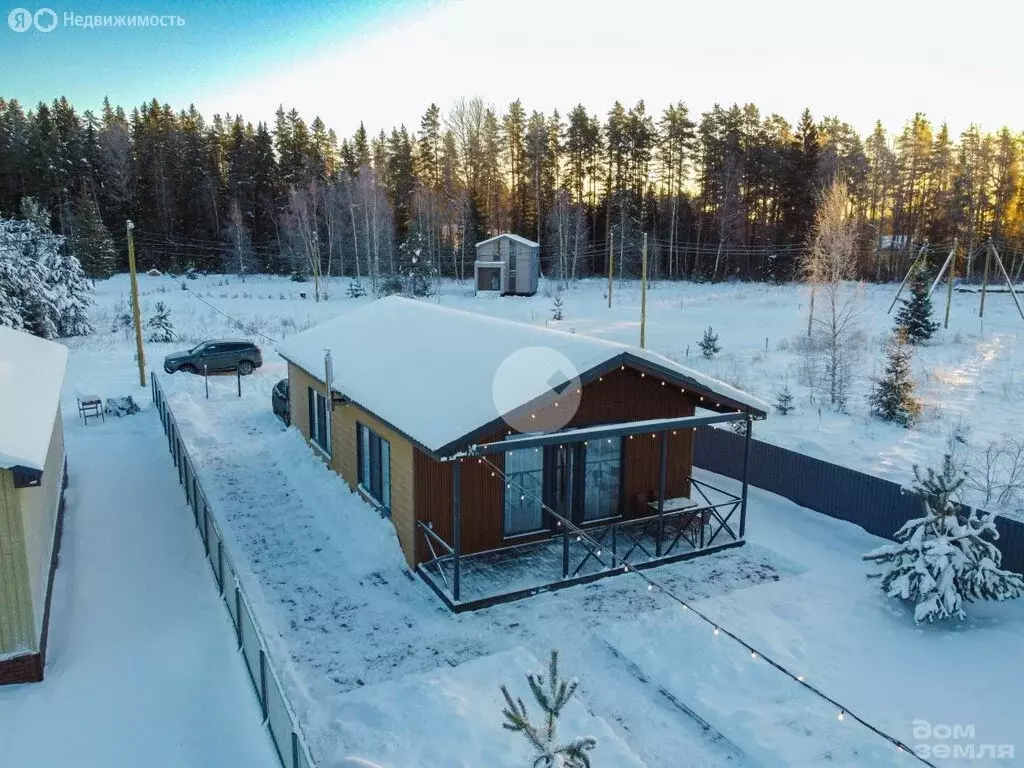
582, 438, 621, 521
357, 422, 391, 509
307, 386, 331, 455
504, 445, 545, 536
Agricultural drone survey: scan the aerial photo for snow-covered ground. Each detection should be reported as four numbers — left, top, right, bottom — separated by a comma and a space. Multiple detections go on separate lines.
79, 271, 1024, 516
0, 409, 278, 768
156, 369, 1023, 767
32, 271, 1023, 767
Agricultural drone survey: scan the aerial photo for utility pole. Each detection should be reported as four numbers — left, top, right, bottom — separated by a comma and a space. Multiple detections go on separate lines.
640, 232, 648, 349
126, 220, 146, 387
607, 229, 614, 309
944, 239, 957, 329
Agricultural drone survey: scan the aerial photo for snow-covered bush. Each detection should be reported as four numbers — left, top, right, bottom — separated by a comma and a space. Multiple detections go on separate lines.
500, 650, 596, 767
894, 266, 939, 344
869, 330, 921, 427
864, 455, 1024, 622
552, 291, 565, 321
698, 326, 721, 359
775, 385, 795, 415
146, 301, 176, 342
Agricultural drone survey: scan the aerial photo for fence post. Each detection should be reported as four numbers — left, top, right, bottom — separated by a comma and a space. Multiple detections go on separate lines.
562, 447, 573, 579
258, 649, 268, 721
217, 541, 224, 594
237, 367, 241, 398
291, 732, 299, 768
205, 364, 209, 399
235, 586, 243, 649
739, 415, 752, 539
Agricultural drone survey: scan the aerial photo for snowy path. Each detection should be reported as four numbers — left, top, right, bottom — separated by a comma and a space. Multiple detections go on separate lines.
0, 409, 279, 768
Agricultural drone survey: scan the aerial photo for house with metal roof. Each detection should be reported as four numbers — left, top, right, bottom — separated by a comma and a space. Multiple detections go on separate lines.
278, 297, 767, 610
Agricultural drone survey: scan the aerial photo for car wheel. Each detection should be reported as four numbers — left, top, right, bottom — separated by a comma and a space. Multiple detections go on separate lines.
237, 360, 255, 376
180, 364, 197, 375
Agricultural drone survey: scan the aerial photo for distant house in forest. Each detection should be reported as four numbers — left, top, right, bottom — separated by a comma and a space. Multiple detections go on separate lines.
474, 233, 540, 296
0, 327, 68, 685
278, 297, 767, 611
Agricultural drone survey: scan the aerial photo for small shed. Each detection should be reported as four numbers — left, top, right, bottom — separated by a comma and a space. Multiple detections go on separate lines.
474, 234, 540, 296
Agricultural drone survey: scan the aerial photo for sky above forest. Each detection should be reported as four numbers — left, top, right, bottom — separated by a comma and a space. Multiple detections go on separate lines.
1, 0, 1021, 138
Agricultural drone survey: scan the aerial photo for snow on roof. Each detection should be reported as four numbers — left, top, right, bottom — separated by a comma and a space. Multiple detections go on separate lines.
277, 297, 767, 454
0, 327, 68, 472
475, 233, 539, 248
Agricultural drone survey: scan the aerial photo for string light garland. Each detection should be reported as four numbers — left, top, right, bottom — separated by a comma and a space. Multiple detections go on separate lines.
469, 451, 933, 766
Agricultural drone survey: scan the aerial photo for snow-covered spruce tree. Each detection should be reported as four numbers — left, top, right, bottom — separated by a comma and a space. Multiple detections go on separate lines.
864, 455, 1024, 622
500, 650, 596, 768
346, 279, 366, 298
69, 188, 117, 278
552, 291, 565, 321
775, 385, 794, 415
698, 326, 721, 359
146, 301, 175, 342
46, 246, 94, 337
895, 266, 939, 344
869, 330, 921, 427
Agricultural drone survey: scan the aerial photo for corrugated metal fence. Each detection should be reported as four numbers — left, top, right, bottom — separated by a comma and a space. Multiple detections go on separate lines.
152, 375, 317, 768
693, 427, 1024, 574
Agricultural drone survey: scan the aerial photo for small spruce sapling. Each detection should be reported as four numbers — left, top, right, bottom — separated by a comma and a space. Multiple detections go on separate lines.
552, 291, 565, 321
146, 301, 176, 343
864, 455, 1024, 622
775, 385, 795, 415
869, 330, 921, 427
895, 266, 940, 344
698, 326, 721, 359
500, 650, 596, 768
346, 280, 367, 298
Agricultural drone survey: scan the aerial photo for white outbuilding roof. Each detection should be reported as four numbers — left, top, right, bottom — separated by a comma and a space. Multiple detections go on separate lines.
0, 327, 68, 473
475, 233, 539, 248
277, 297, 766, 455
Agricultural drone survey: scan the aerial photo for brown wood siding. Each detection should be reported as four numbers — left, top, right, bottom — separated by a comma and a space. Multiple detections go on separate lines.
287, 363, 418, 567
414, 364, 699, 563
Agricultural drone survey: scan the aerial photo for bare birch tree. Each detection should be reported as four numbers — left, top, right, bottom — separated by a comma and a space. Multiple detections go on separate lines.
801, 180, 863, 408
223, 198, 255, 280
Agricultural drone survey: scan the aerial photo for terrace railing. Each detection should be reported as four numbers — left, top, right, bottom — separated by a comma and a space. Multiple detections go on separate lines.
416, 474, 744, 612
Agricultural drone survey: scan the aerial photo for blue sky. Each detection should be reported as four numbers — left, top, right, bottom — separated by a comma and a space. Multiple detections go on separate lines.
2, 0, 1022, 138
1, 0, 428, 115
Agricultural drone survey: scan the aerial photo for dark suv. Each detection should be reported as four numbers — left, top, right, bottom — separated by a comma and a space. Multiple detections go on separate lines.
164, 340, 263, 375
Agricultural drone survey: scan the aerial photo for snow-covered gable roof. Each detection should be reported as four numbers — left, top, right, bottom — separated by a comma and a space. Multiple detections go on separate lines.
475, 233, 539, 249
277, 297, 767, 455
0, 327, 68, 473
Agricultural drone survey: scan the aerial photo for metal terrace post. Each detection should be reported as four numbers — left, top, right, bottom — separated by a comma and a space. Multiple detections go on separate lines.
656, 430, 668, 557
452, 459, 462, 602
563, 447, 573, 578
739, 415, 753, 539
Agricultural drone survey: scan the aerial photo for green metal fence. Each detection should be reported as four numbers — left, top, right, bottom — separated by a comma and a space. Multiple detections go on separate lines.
151, 374, 316, 768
